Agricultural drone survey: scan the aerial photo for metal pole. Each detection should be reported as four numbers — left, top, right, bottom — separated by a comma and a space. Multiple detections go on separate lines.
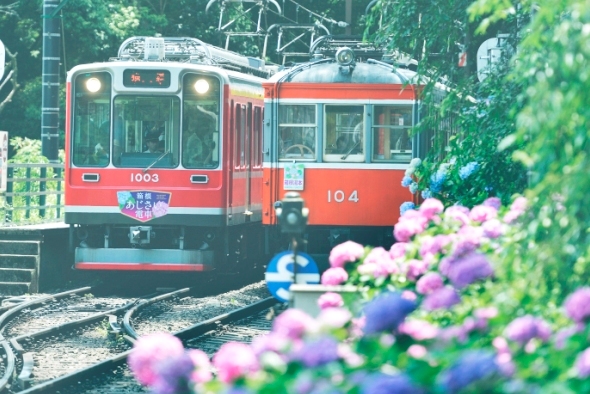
345, 0, 352, 35
41, 0, 61, 162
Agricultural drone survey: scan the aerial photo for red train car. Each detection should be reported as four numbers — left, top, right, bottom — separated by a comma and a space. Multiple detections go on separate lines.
262, 37, 435, 264
65, 37, 270, 271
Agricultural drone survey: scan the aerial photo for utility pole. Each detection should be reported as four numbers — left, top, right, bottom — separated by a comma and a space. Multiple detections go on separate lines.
345, 0, 352, 35
41, 0, 61, 162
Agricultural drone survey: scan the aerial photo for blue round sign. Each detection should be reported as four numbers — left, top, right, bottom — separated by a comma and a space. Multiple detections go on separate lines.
265, 251, 320, 303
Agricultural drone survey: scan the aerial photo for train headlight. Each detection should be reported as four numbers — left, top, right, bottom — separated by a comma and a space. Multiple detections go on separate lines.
194, 79, 210, 94
86, 77, 102, 93
335, 47, 355, 66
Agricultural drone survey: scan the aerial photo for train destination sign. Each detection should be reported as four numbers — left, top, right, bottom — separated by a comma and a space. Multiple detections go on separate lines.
117, 190, 171, 222
123, 69, 171, 88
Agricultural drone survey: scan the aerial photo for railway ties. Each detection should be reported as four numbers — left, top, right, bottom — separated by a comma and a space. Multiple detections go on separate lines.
0, 281, 278, 393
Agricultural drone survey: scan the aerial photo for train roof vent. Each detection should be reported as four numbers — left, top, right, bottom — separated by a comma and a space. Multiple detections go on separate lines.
144, 37, 165, 61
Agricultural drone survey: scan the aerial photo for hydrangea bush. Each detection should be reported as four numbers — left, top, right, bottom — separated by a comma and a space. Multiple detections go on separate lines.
128, 197, 590, 393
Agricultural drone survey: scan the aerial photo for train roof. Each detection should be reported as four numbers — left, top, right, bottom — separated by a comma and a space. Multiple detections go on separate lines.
268, 59, 419, 85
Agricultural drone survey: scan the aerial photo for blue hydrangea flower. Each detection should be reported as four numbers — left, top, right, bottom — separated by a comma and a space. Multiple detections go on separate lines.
361, 373, 425, 394
402, 176, 413, 187
430, 171, 447, 193
152, 352, 195, 394
409, 182, 418, 194
459, 162, 480, 180
438, 351, 501, 393
400, 201, 415, 215
421, 189, 432, 199
363, 292, 416, 334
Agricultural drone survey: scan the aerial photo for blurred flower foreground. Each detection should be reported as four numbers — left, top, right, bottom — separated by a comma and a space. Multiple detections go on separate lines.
128, 198, 590, 393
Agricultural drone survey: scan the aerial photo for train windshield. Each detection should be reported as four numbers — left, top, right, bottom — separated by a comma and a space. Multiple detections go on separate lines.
279, 105, 316, 160
324, 105, 365, 162
113, 96, 180, 168
182, 74, 221, 169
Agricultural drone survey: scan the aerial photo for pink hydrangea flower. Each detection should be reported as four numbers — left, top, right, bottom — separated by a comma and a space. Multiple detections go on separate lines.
419, 235, 451, 258
444, 205, 471, 226
483, 197, 502, 210
328, 241, 365, 268
419, 198, 444, 219
128, 332, 185, 386
213, 342, 259, 383
407, 344, 427, 359
363, 247, 399, 277
187, 349, 212, 383
482, 219, 503, 238
469, 205, 498, 222
401, 290, 417, 301
317, 292, 344, 310
393, 210, 430, 242
576, 348, 590, 378
321, 267, 348, 285
416, 272, 444, 295
317, 307, 351, 329
511, 196, 527, 213
389, 242, 408, 259
398, 320, 438, 340
251, 332, 292, 356
272, 308, 315, 339
406, 259, 429, 281
564, 287, 590, 323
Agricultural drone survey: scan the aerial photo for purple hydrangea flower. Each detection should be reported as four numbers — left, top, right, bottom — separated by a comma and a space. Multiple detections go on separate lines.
362, 292, 416, 335
504, 315, 552, 344
575, 348, 590, 378
470, 205, 498, 222
438, 351, 501, 393
329, 241, 365, 268
406, 259, 429, 281
321, 267, 349, 285
564, 287, 590, 323
152, 352, 195, 394
423, 286, 461, 311
291, 336, 340, 367
483, 197, 502, 210
416, 272, 444, 295
446, 252, 494, 289
482, 219, 503, 238
361, 373, 424, 394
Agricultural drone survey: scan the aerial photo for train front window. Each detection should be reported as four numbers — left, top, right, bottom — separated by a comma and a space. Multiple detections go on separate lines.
372, 105, 413, 163
278, 105, 316, 160
324, 105, 364, 162
182, 74, 221, 169
113, 96, 180, 168
72, 72, 112, 167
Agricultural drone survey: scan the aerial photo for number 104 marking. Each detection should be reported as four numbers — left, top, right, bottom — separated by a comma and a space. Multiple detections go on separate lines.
327, 190, 359, 203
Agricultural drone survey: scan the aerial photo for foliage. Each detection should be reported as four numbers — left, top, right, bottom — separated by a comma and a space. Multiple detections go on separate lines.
128, 199, 590, 393
365, 0, 528, 209
1, 137, 64, 225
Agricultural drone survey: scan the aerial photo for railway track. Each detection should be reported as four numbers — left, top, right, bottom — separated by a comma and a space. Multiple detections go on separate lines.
0, 281, 281, 393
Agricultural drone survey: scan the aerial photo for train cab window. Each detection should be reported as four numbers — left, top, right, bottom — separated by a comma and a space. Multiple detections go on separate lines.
323, 105, 365, 162
278, 105, 316, 161
182, 74, 221, 169
113, 96, 180, 168
72, 72, 112, 167
372, 105, 413, 163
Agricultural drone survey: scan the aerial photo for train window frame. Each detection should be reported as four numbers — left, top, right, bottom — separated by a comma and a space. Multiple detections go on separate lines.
72, 72, 113, 168
181, 73, 221, 169
112, 95, 181, 169
371, 104, 413, 163
278, 104, 317, 161
323, 104, 365, 163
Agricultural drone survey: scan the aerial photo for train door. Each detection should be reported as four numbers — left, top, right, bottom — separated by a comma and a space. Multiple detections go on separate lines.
232, 103, 246, 221
227, 100, 235, 219
245, 103, 253, 217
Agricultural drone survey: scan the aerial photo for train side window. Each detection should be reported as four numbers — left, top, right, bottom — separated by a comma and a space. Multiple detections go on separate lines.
323, 105, 364, 162
278, 104, 316, 161
72, 72, 112, 167
253, 107, 262, 168
371, 105, 413, 163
